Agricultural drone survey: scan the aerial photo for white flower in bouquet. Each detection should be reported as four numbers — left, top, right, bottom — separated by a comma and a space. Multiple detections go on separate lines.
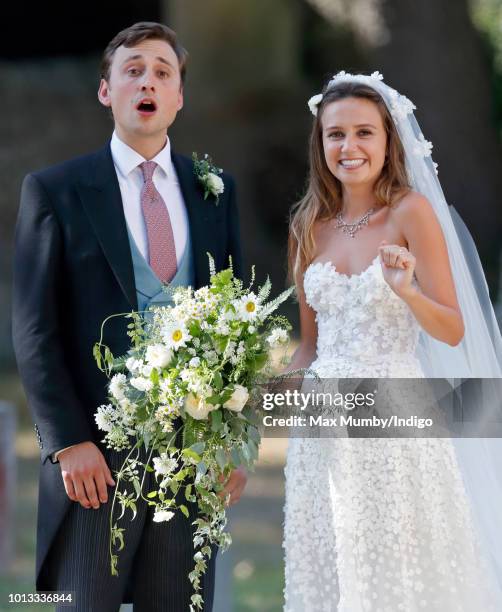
125, 357, 143, 373
154, 404, 177, 432
180, 369, 209, 396
153, 452, 178, 476
203, 350, 218, 365
153, 509, 175, 523
141, 364, 154, 377
145, 344, 173, 368
118, 397, 137, 414
235, 293, 260, 321
214, 319, 230, 336
162, 321, 191, 350
106, 428, 130, 450
109, 373, 127, 400
189, 357, 201, 368
267, 328, 289, 348
207, 172, 224, 195
223, 385, 249, 412
130, 376, 154, 392
95, 404, 116, 432
184, 393, 218, 420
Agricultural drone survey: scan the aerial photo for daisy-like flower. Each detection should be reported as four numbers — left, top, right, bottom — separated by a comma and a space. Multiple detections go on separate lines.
235, 293, 261, 322
109, 373, 127, 401
162, 321, 191, 350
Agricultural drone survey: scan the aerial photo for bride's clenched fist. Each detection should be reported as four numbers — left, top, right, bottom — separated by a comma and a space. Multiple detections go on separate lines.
378, 240, 417, 299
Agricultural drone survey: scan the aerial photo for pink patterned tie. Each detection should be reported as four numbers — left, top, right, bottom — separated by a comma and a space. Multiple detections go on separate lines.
139, 161, 177, 283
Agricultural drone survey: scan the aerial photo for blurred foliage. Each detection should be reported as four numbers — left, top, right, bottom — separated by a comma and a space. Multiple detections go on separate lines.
470, 0, 502, 136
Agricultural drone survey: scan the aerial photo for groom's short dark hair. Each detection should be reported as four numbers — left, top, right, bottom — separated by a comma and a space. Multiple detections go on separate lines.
100, 22, 188, 84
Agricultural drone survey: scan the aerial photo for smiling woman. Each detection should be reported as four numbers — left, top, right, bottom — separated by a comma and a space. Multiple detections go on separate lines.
283, 70, 502, 612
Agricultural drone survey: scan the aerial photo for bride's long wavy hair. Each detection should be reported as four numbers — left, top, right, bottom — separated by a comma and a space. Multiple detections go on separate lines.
288, 81, 411, 285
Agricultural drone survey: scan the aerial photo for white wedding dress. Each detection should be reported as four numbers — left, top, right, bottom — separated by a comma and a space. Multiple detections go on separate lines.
283, 257, 502, 611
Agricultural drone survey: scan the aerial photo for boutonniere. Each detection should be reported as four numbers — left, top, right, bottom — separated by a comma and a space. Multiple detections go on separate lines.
192, 152, 224, 205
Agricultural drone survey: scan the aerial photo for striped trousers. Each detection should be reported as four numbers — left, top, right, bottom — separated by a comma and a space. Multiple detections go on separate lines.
45, 445, 216, 611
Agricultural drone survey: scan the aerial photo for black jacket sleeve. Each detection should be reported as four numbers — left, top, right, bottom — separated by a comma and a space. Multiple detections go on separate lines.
12, 174, 94, 464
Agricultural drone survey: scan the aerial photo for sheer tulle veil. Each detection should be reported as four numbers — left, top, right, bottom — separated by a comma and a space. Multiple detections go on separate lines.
309, 71, 502, 589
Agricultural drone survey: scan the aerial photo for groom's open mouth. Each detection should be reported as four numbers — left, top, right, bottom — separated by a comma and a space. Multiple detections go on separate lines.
136, 98, 158, 116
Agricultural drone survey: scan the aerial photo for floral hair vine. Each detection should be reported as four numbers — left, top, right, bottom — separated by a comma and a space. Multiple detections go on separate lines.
308, 71, 386, 117
306, 70, 438, 173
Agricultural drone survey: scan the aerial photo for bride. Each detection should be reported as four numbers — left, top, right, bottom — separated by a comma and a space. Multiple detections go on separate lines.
283, 71, 502, 611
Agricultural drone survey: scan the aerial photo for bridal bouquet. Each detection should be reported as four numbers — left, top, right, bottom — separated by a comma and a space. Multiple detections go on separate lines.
93, 257, 292, 611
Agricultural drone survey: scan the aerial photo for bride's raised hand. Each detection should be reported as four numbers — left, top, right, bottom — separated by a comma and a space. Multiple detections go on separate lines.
378, 240, 417, 299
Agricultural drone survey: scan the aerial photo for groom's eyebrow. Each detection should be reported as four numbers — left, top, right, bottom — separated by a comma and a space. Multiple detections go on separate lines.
121, 54, 172, 67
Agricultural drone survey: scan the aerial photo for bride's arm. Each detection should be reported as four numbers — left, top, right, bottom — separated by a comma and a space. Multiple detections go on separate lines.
385, 192, 465, 346
283, 279, 318, 372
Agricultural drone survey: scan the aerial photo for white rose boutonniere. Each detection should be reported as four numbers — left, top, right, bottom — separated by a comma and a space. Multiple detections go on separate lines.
192, 152, 225, 204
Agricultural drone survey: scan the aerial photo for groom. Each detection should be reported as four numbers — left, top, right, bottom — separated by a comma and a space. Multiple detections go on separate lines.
12, 21, 246, 611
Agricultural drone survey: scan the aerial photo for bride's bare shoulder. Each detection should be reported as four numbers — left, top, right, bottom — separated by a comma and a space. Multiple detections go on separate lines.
389, 190, 436, 225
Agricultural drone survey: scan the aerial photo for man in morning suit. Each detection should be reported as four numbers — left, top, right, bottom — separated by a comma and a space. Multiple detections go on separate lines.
12, 21, 247, 611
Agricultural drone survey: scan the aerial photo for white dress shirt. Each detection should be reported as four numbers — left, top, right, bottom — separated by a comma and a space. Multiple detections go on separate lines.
110, 130, 188, 262
52, 132, 189, 463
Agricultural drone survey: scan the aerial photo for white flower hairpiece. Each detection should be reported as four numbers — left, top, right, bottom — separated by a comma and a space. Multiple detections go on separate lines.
307, 70, 415, 123
307, 93, 323, 117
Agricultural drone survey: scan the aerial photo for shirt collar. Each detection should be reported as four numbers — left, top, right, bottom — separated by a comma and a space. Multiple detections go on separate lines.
110, 131, 173, 179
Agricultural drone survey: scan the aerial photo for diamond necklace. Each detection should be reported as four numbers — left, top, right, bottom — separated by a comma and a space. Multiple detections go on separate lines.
335, 207, 375, 238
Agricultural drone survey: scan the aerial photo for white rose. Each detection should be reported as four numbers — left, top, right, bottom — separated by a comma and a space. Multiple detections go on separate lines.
189, 357, 201, 368
207, 172, 224, 195
223, 384, 249, 412
145, 344, 173, 368
130, 377, 154, 392
153, 510, 175, 523
184, 393, 217, 420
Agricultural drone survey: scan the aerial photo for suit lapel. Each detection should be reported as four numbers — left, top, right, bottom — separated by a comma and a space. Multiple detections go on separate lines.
172, 152, 216, 288
77, 144, 138, 310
